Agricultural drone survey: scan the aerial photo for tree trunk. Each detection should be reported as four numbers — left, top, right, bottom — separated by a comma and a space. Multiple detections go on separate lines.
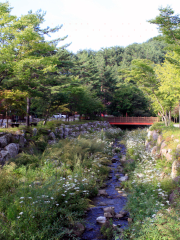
6, 108, 8, 128
26, 97, 30, 127
166, 110, 170, 126
169, 108, 171, 122
179, 100, 180, 128
164, 115, 168, 127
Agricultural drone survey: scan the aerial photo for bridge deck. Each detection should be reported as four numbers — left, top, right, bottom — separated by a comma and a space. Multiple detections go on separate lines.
106, 117, 159, 125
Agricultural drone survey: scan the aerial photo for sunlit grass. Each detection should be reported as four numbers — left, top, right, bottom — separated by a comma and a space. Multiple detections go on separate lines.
0, 126, 123, 239
120, 128, 180, 240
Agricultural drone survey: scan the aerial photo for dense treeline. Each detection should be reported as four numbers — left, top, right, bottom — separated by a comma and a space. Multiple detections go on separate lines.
1, 2, 178, 126
30, 38, 168, 120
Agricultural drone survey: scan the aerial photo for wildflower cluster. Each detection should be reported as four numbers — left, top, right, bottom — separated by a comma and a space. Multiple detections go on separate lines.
123, 128, 174, 239
0, 127, 118, 240
104, 127, 123, 140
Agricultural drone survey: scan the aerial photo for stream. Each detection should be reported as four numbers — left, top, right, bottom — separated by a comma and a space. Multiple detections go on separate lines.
81, 142, 129, 240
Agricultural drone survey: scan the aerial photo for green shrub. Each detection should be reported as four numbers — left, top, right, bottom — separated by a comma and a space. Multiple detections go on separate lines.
44, 120, 63, 129
34, 140, 47, 153
13, 153, 40, 168
36, 128, 49, 135
105, 127, 124, 140
0, 163, 18, 196
100, 220, 115, 240
0, 125, 118, 239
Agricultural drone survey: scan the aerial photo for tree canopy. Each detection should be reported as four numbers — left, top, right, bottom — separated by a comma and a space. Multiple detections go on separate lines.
0, 2, 173, 125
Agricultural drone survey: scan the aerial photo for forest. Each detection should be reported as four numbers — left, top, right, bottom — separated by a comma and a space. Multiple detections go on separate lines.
0, 2, 180, 126
1, 3, 180, 240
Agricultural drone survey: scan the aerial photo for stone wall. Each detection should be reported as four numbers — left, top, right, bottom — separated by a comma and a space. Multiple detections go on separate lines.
46, 121, 112, 144
146, 129, 180, 181
0, 121, 112, 165
0, 131, 26, 165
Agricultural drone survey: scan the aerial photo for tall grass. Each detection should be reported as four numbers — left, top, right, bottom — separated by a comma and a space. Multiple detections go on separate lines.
121, 128, 180, 240
0, 127, 123, 239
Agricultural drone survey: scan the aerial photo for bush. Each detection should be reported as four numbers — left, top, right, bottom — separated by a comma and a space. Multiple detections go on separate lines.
105, 127, 124, 140
0, 125, 118, 239
13, 153, 40, 168
100, 220, 115, 240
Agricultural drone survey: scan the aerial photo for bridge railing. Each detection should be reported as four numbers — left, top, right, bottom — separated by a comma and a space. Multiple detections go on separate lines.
105, 116, 160, 123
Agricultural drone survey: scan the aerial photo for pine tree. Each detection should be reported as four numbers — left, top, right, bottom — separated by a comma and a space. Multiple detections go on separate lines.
0, 2, 66, 126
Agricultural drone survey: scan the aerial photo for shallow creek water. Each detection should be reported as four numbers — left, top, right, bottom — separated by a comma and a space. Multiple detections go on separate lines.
81, 142, 128, 240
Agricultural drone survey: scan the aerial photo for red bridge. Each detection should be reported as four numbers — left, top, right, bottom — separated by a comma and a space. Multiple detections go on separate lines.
106, 117, 160, 125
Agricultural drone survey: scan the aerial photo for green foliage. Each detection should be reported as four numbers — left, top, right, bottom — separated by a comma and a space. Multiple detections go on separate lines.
0, 163, 18, 196
62, 84, 104, 118
148, 6, 180, 47
12, 153, 41, 168
0, 127, 114, 239
104, 127, 124, 140
122, 128, 180, 239
43, 120, 64, 130
100, 220, 115, 240
0, 89, 27, 116
109, 83, 151, 116
120, 40, 167, 68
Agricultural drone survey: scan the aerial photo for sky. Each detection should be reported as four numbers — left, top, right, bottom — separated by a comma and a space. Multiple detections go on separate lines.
6, 0, 180, 53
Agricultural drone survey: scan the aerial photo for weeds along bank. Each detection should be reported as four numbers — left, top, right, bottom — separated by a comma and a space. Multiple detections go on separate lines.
0, 125, 123, 240
0, 121, 112, 166
122, 125, 180, 239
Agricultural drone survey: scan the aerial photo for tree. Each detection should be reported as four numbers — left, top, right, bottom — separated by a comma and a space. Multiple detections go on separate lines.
120, 59, 172, 125
155, 51, 180, 121
0, 90, 27, 127
108, 83, 151, 117
148, 6, 180, 47
0, 2, 66, 126
148, 6, 180, 126
63, 84, 103, 119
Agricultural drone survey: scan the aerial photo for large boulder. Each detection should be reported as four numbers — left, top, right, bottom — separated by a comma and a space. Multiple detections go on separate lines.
171, 160, 180, 179
96, 216, 106, 224
160, 141, 167, 150
4, 143, 19, 158
119, 175, 128, 181
0, 135, 10, 148
157, 135, 163, 145
49, 132, 56, 140
145, 141, 153, 151
104, 212, 113, 218
161, 149, 167, 157
166, 153, 173, 161
73, 222, 85, 237
103, 207, 115, 217
19, 135, 26, 148
147, 131, 153, 139
0, 150, 10, 165
98, 189, 108, 196
11, 134, 20, 142
152, 131, 159, 141
169, 187, 180, 204
151, 146, 158, 156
